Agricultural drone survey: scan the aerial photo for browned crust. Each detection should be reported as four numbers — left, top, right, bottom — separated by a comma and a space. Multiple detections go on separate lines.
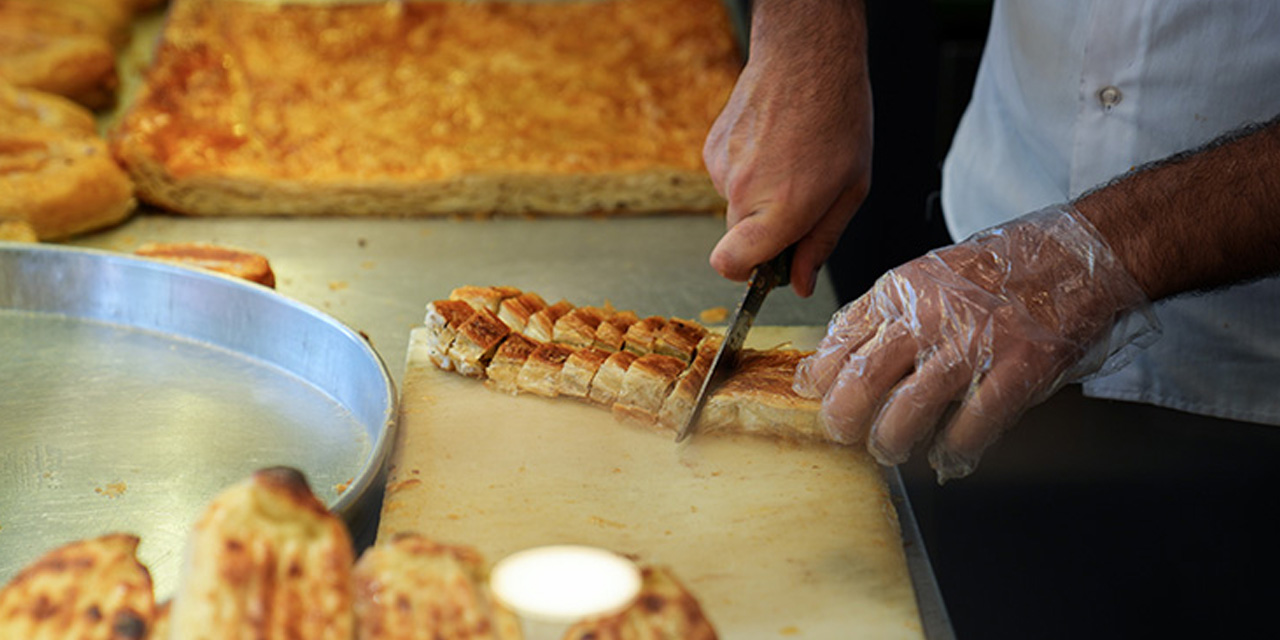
497, 291, 547, 333
432, 299, 477, 329
593, 309, 640, 352
353, 533, 520, 640
553, 306, 607, 348
450, 285, 523, 313
588, 350, 638, 406
652, 318, 707, 363
613, 353, 686, 426
523, 300, 573, 343
657, 335, 719, 432
485, 333, 541, 395
0, 82, 135, 239
452, 308, 511, 366
559, 346, 611, 399
623, 316, 667, 355
563, 565, 718, 640
516, 342, 576, 398
0, 533, 155, 640
172, 468, 354, 639
109, 0, 738, 217
135, 242, 276, 287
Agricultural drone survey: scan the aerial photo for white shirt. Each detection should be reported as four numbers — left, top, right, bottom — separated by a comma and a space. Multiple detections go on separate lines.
942, 0, 1280, 424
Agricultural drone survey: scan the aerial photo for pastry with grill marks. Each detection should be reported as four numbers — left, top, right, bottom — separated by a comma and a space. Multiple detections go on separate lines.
622, 317, 667, 355
485, 333, 541, 395
593, 309, 640, 352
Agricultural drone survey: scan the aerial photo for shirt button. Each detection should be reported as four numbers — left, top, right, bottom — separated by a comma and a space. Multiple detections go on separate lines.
1098, 85, 1123, 111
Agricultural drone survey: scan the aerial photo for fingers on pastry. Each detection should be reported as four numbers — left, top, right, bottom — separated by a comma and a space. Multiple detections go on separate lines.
0, 533, 155, 640
169, 467, 355, 640
353, 533, 521, 640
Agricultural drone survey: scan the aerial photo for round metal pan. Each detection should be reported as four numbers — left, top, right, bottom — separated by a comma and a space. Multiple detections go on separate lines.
0, 242, 396, 598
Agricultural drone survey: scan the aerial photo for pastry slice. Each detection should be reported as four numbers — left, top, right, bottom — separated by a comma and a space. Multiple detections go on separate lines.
0, 81, 135, 239
622, 316, 667, 355
423, 299, 477, 371
448, 307, 512, 377
485, 334, 540, 395
553, 306, 607, 348
700, 348, 825, 442
593, 309, 640, 352
523, 300, 573, 343
450, 285, 523, 313
656, 334, 719, 432
562, 566, 718, 640
588, 351, 638, 406
169, 467, 355, 640
612, 354, 687, 426
353, 533, 521, 640
559, 346, 611, 400
0, 533, 155, 640
497, 291, 547, 333
652, 318, 707, 363
516, 342, 576, 398
134, 242, 276, 288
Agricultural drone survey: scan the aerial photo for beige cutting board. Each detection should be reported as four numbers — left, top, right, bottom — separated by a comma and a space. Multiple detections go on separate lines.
379, 326, 924, 639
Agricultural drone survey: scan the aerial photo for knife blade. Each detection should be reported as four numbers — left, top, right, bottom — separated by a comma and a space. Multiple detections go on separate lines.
676, 245, 794, 443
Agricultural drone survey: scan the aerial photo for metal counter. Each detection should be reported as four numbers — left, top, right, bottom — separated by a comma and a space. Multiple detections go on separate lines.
69, 212, 954, 638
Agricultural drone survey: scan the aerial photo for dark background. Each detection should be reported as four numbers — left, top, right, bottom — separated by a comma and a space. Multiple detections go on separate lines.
815, 1, 1280, 637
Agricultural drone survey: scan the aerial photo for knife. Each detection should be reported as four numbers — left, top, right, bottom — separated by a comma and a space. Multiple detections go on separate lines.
676, 245, 795, 443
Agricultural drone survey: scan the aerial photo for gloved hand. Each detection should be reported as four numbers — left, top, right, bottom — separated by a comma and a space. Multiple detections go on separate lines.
795, 205, 1161, 482
702, 0, 871, 298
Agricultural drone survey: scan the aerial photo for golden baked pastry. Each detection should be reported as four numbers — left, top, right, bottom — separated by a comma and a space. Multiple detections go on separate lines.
134, 241, 277, 287
169, 467, 355, 640
0, 218, 39, 242
0, 533, 156, 639
0, 81, 135, 239
352, 533, 521, 640
0, 0, 139, 109
562, 566, 718, 640
421, 286, 828, 442
111, 0, 739, 217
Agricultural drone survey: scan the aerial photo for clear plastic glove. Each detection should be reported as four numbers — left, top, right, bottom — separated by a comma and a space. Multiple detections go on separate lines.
702, 0, 871, 297
795, 205, 1161, 482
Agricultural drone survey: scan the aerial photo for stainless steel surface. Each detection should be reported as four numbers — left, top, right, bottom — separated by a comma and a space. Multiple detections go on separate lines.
677, 247, 793, 443
0, 243, 396, 599
67, 214, 949, 635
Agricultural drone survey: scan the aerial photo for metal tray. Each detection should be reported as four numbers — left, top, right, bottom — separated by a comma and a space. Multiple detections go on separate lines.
0, 243, 396, 598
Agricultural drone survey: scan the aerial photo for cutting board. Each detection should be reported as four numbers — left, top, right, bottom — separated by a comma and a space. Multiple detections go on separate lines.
379, 326, 924, 639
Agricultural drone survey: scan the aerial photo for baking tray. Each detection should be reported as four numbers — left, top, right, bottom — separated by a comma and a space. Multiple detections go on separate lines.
0, 242, 396, 599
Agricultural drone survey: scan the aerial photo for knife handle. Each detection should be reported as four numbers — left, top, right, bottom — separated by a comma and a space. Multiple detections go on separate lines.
763, 244, 796, 289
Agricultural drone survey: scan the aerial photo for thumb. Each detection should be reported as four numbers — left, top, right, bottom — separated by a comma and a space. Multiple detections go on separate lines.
710, 209, 794, 282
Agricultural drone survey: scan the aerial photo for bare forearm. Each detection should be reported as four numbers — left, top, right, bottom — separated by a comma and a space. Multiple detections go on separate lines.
1074, 115, 1280, 300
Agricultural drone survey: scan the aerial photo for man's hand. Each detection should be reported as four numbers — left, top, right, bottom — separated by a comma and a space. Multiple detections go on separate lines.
703, 0, 871, 297
795, 206, 1159, 481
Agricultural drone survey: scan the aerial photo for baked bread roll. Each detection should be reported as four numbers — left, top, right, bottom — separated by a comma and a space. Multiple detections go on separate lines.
0, 81, 135, 239
562, 566, 718, 640
0, 0, 138, 109
169, 467, 355, 640
352, 533, 521, 640
0, 533, 156, 640
111, 0, 738, 217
